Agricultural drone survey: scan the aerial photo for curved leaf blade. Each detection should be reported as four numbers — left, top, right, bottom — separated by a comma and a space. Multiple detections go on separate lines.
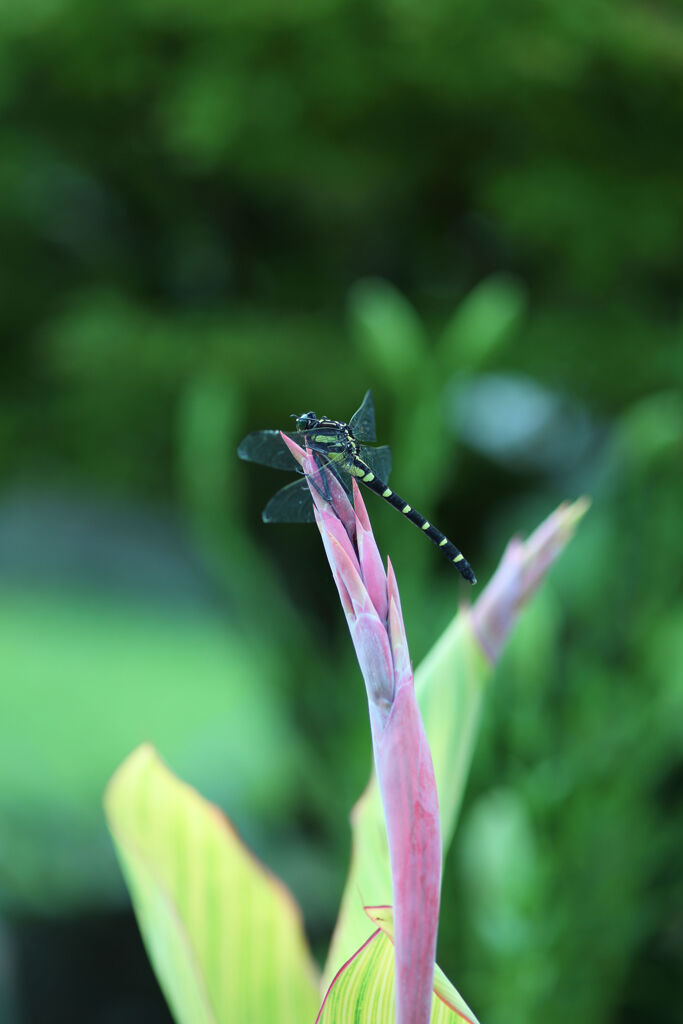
105, 744, 319, 1024
348, 277, 426, 386
317, 907, 479, 1024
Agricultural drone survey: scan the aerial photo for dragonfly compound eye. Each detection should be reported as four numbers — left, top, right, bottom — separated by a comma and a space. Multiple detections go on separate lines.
296, 411, 318, 430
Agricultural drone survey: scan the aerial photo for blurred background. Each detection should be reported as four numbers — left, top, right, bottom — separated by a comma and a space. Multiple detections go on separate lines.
1, 0, 682, 1021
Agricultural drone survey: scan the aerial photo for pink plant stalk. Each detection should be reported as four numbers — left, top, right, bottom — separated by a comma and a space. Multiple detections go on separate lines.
471, 498, 590, 662
281, 433, 440, 1024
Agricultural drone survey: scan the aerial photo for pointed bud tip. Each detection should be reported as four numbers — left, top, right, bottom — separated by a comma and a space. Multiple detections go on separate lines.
352, 479, 372, 532
279, 431, 306, 467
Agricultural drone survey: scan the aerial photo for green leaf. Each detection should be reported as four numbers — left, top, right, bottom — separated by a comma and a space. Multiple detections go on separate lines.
318, 907, 479, 1024
438, 273, 526, 371
105, 744, 320, 1024
0, 585, 297, 911
348, 277, 426, 386
176, 374, 241, 532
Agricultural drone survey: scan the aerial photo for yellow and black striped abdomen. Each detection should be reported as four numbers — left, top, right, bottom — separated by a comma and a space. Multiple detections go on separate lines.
355, 462, 476, 584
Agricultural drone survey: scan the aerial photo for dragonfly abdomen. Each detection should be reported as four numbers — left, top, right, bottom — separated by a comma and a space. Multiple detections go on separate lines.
355, 464, 477, 584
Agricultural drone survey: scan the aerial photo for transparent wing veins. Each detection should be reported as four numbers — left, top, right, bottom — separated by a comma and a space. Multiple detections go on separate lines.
349, 390, 376, 443
360, 444, 392, 483
262, 478, 315, 523
237, 430, 307, 472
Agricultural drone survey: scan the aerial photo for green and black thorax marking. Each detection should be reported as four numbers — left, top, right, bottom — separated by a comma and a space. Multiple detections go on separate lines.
238, 392, 476, 584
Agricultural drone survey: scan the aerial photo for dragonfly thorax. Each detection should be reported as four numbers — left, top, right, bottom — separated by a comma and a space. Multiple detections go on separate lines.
295, 412, 361, 462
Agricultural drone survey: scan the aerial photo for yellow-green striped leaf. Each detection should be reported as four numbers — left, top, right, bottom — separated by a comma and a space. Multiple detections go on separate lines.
105, 744, 320, 1024
318, 907, 479, 1024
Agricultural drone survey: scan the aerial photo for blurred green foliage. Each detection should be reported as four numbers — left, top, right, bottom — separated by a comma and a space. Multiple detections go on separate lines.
0, 585, 301, 911
0, 0, 681, 1020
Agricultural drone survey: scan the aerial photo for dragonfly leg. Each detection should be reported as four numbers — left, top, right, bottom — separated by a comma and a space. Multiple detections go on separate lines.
306, 451, 334, 504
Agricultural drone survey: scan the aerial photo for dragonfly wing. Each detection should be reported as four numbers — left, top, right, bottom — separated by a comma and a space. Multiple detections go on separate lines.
237, 430, 307, 471
262, 478, 315, 523
361, 444, 392, 483
349, 390, 376, 443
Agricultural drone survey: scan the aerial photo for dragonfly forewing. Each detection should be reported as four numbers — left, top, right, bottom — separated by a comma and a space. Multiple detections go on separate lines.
237, 429, 308, 471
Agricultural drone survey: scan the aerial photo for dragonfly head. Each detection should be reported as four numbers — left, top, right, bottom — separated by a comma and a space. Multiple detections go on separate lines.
295, 411, 319, 431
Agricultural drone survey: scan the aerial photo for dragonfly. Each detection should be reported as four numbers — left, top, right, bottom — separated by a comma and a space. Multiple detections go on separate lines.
237, 390, 476, 583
